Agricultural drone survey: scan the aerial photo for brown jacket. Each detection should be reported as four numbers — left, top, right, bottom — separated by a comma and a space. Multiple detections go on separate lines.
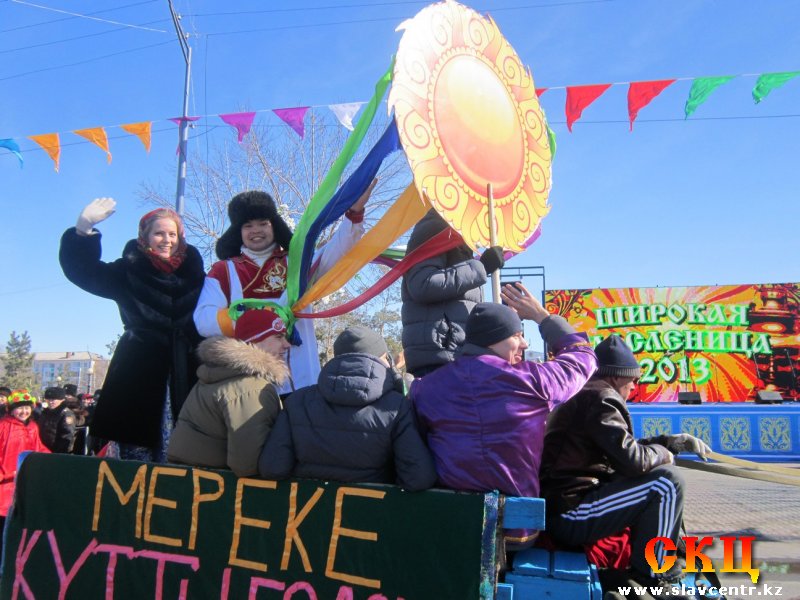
167, 336, 288, 476
539, 378, 674, 514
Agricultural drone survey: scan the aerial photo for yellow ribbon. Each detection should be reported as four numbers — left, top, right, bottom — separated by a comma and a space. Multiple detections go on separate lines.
293, 183, 429, 313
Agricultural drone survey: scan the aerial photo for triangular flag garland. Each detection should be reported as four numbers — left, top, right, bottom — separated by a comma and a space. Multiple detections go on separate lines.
684, 76, 735, 118
28, 133, 60, 172
2, 69, 798, 169
0, 139, 23, 168
565, 84, 612, 131
219, 112, 256, 142
120, 121, 152, 152
627, 79, 676, 130
752, 71, 800, 104
273, 107, 310, 139
73, 127, 112, 164
328, 102, 364, 131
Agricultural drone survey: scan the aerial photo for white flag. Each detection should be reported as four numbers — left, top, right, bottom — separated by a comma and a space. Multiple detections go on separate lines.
328, 102, 364, 131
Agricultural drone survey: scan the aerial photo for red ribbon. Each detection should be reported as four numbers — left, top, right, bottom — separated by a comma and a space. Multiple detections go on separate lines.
297, 227, 466, 319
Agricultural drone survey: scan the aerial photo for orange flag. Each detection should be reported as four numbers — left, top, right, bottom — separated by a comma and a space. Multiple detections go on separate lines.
120, 121, 152, 152
29, 133, 61, 172
74, 127, 112, 163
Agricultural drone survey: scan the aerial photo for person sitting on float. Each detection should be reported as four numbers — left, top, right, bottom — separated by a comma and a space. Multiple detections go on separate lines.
168, 308, 289, 477
411, 283, 597, 549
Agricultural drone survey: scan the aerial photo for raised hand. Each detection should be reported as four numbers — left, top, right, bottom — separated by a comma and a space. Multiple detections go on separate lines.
76, 197, 116, 235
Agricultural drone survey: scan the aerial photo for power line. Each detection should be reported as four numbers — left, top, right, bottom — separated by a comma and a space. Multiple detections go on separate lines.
204, 0, 615, 36
0, 39, 173, 82
0, 0, 159, 34
8, 0, 167, 32
0, 19, 170, 55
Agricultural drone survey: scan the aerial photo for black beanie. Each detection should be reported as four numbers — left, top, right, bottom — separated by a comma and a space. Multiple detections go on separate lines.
465, 303, 522, 347
595, 335, 641, 378
44, 386, 66, 400
215, 191, 294, 260
63, 383, 78, 396
333, 326, 389, 358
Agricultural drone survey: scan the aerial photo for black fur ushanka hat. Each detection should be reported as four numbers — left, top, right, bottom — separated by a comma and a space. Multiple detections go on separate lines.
215, 191, 294, 260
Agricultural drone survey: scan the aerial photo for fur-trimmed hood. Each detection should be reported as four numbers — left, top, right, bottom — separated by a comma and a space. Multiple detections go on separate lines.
196, 336, 288, 385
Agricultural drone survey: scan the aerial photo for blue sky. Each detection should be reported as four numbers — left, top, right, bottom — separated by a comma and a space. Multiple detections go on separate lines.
1, 0, 799, 355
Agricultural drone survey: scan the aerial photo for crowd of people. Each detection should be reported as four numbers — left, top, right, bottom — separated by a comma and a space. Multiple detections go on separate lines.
0, 187, 712, 594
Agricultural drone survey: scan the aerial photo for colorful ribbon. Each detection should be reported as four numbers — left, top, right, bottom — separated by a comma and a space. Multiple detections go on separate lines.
293, 183, 429, 314
297, 226, 465, 319
285, 59, 395, 316
297, 119, 401, 300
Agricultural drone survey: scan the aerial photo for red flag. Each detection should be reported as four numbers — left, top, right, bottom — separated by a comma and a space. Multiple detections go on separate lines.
565, 84, 612, 132
535, 87, 548, 97
627, 79, 676, 130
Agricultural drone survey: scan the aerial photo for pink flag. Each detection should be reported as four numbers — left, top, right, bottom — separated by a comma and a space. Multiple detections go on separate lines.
273, 107, 310, 138
169, 116, 200, 125
219, 112, 256, 142
627, 79, 676, 130
565, 84, 612, 132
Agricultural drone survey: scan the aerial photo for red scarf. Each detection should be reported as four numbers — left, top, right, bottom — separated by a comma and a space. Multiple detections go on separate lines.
137, 208, 188, 274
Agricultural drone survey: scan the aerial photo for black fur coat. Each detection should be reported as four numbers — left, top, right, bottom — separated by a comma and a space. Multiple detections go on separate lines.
59, 227, 205, 448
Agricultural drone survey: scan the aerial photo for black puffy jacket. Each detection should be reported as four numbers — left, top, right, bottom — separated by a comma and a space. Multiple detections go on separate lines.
401, 210, 487, 375
539, 378, 674, 514
258, 353, 437, 491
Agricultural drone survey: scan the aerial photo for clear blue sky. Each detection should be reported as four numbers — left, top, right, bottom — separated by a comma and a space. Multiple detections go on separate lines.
1, 0, 798, 355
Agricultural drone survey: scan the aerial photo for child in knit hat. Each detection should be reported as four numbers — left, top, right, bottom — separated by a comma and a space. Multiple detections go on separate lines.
167, 309, 289, 476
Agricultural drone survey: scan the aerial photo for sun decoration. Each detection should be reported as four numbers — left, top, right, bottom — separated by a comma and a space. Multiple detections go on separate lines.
389, 0, 552, 252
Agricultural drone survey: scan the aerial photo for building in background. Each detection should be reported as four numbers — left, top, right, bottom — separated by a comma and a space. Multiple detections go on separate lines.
0, 352, 109, 393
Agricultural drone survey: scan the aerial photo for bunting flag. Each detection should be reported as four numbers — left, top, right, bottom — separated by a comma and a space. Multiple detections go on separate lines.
273, 107, 310, 138
565, 84, 612, 131
297, 119, 401, 300
0, 139, 23, 168
535, 88, 548, 97
169, 116, 201, 125
752, 71, 800, 104
73, 127, 112, 163
120, 121, 152, 152
684, 76, 735, 118
328, 102, 364, 131
285, 60, 395, 323
29, 133, 60, 171
627, 79, 676, 130
219, 112, 256, 142
293, 183, 428, 314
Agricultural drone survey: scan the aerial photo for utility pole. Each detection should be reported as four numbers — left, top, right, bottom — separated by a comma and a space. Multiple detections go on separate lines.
168, 0, 192, 215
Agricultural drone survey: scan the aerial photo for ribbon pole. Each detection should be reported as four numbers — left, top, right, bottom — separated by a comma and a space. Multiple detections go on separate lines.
487, 183, 501, 303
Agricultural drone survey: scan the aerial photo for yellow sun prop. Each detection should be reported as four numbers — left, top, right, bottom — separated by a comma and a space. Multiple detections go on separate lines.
389, 0, 552, 252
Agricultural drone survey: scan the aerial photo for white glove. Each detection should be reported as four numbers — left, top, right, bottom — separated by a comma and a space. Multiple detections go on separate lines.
668, 433, 712, 461
76, 197, 116, 235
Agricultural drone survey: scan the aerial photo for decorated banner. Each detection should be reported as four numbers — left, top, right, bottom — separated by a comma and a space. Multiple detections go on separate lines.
2, 454, 497, 599
545, 283, 800, 402
389, 0, 552, 253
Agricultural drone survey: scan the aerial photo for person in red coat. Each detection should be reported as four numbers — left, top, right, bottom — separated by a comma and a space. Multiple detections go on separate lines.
0, 389, 50, 550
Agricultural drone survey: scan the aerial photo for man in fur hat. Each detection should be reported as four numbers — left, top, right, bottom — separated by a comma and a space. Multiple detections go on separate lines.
194, 183, 374, 396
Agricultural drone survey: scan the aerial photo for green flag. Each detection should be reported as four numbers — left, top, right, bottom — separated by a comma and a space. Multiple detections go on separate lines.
752, 71, 800, 104
684, 76, 735, 118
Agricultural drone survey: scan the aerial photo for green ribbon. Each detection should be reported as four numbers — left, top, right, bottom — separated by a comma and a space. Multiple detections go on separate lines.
228, 299, 296, 335
284, 58, 395, 320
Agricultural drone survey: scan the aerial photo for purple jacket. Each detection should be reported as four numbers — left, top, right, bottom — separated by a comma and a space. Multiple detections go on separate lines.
411, 316, 597, 543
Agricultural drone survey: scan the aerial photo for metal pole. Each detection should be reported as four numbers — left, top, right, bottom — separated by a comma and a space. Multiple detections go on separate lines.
175, 44, 192, 215
486, 183, 501, 303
